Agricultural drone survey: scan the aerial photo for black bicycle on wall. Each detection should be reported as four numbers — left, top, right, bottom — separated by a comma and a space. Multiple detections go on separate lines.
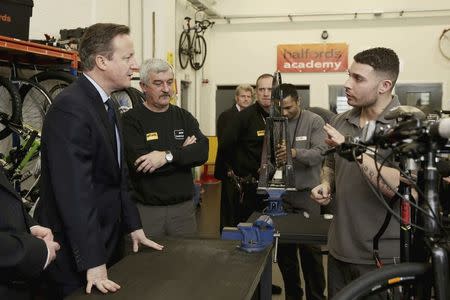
178, 14, 214, 70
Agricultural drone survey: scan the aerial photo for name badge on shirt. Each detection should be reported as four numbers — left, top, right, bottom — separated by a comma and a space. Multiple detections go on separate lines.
174, 129, 185, 140
257, 130, 265, 137
296, 136, 307, 141
146, 132, 158, 141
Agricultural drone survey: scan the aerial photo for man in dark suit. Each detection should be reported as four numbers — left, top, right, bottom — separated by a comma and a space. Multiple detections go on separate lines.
0, 167, 60, 300
35, 23, 163, 299
215, 84, 254, 230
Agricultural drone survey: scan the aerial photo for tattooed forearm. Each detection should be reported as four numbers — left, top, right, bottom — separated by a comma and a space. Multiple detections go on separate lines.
358, 154, 399, 198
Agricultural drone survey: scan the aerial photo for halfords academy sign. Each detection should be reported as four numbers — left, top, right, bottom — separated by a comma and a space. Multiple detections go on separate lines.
277, 43, 348, 73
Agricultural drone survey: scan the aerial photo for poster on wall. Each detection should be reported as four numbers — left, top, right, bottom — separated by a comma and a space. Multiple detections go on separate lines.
277, 43, 348, 73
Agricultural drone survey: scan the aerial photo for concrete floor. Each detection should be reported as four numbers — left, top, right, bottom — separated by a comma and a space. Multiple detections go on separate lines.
195, 182, 322, 300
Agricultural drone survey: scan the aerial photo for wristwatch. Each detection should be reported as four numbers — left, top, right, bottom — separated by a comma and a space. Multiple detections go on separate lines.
165, 150, 173, 163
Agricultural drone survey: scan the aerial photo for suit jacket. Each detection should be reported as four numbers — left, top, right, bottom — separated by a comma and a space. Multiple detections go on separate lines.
0, 169, 47, 300
214, 105, 239, 180
35, 75, 142, 285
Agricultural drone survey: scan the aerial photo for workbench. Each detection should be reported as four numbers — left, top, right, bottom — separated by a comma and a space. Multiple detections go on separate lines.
248, 212, 331, 245
67, 238, 272, 300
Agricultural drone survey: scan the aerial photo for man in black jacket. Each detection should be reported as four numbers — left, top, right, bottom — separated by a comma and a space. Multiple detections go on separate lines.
123, 58, 208, 237
220, 73, 283, 295
36, 23, 163, 299
215, 84, 254, 230
220, 74, 273, 222
0, 167, 60, 300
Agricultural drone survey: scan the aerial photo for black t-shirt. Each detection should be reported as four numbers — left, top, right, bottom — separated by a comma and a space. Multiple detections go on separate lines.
122, 104, 208, 206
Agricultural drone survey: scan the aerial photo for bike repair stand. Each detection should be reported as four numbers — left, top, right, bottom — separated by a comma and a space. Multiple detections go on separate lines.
221, 215, 280, 256
262, 187, 287, 216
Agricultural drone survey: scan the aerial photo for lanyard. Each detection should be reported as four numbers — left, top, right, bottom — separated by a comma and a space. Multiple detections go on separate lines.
260, 112, 267, 125
291, 109, 303, 147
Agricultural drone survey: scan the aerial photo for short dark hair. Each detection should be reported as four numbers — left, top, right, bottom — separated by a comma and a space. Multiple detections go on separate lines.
274, 83, 298, 101
353, 47, 399, 87
79, 23, 130, 71
255, 73, 273, 88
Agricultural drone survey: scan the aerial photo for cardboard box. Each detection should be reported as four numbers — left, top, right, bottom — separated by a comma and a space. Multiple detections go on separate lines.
0, 0, 34, 40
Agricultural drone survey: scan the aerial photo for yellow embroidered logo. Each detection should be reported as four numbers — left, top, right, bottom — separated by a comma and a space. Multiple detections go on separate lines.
257, 130, 265, 137
0, 14, 12, 23
146, 132, 158, 141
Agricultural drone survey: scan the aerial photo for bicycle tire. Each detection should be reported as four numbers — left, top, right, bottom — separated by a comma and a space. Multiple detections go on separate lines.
0, 76, 22, 140
15, 78, 53, 131
190, 34, 207, 70
178, 31, 191, 69
30, 70, 75, 99
333, 263, 431, 300
111, 87, 144, 115
127, 87, 145, 105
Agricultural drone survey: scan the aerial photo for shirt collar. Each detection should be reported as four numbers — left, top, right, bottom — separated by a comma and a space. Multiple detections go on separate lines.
346, 95, 400, 127
255, 101, 269, 117
84, 73, 110, 104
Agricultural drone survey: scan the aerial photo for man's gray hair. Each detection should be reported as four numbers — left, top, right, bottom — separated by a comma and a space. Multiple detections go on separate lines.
140, 58, 173, 84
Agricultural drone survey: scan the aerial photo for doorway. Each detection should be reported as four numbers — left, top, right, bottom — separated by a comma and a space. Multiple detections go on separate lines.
395, 83, 443, 113
215, 85, 310, 130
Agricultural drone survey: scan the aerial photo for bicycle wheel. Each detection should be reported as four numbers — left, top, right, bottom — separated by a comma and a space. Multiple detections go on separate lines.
178, 31, 191, 69
333, 263, 431, 300
30, 70, 75, 99
111, 87, 144, 115
190, 34, 207, 70
0, 76, 22, 140
15, 79, 52, 132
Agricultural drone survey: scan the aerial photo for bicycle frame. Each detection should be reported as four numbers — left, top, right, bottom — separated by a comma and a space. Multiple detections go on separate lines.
178, 16, 213, 70
414, 139, 449, 299
333, 116, 450, 299
0, 113, 41, 196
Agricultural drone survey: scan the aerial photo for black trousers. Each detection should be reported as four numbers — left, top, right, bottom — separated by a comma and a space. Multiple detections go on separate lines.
219, 177, 241, 231
239, 182, 265, 222
278, 244, 326, 300
327, 255, 388, 299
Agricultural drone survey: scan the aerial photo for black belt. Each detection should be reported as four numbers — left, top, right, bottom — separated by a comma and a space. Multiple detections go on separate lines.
7, 280, 30, 290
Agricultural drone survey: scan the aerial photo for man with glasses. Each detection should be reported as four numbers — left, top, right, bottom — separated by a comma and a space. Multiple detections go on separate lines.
123, 58, 208, 238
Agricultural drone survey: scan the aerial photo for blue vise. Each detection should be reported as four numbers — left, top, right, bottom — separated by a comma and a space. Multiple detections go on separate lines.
221, 215, 275, 253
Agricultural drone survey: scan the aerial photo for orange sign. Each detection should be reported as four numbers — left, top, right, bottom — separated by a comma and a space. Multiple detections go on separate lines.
277, 43, 348, 73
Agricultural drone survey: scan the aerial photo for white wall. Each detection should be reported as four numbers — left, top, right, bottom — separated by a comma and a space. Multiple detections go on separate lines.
27, 0, 450, 136
214, 0, 450, 16
203, 2, 450, 135
29, 0, 204, 125
29, 0, 128, 40
208, 17, 450, 109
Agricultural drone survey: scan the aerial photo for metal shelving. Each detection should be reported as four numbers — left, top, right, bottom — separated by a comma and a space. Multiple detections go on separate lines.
0, 35, 79, 72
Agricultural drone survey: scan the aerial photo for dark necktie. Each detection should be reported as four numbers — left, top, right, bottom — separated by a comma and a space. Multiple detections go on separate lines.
105, 98, 118, 153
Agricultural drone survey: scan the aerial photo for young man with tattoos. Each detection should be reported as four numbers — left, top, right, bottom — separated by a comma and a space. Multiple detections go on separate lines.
311, 47, 401, 298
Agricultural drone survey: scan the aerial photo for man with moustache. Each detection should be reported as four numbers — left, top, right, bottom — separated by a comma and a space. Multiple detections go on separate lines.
311, 47, 401, 298
215, 84, 254, 230
123, 58, 208, 238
